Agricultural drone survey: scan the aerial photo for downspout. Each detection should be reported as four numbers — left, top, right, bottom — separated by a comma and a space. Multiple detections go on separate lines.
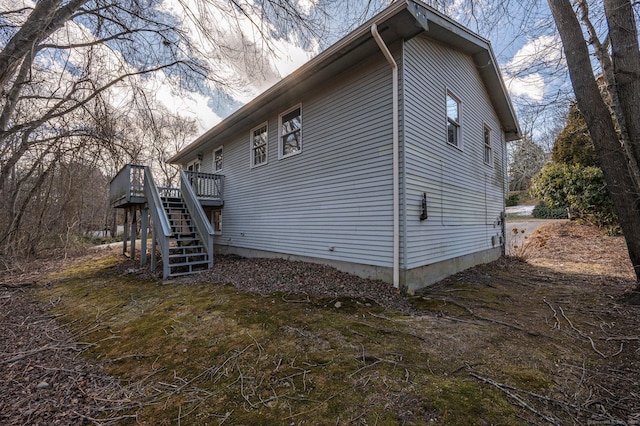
371, 24, 400, 289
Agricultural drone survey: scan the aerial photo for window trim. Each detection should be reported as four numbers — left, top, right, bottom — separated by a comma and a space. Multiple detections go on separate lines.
213, 146, 223, 173
250, 122, 269, 168
446, 90, 462, 149
483, 124, 493, 166
278, 103, 302, 159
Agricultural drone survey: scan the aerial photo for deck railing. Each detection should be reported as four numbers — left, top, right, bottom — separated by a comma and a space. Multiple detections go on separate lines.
184, 171, 224, 200
158, 187, 181, 199
144, 167, 172, 279
180, 171, 215, 269
109, 164, 145, 206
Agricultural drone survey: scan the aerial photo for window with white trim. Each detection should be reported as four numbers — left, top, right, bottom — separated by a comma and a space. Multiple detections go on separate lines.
279, 105, 302, 158
446, 92, 461, 148
483, 125, 493, 165
213, 146, 223, 172
251, 123, 268, 167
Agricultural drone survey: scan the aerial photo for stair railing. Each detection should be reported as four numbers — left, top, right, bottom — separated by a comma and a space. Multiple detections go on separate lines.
180, 170, 215, 268
144, 167, 172, 279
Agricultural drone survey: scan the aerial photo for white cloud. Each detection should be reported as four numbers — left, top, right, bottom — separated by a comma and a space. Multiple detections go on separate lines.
505, 35, 561, 74
157, 0, 319, 106
152, 78, 223, 134
297, 0, 318, 15
506, 73, 545, 102
503, 35, 561, 101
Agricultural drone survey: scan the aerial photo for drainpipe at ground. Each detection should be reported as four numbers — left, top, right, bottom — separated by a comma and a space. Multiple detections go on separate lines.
371, 24, 400, 289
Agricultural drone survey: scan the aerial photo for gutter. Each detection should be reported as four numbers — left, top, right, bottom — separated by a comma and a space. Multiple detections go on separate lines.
371, 23, 400, 289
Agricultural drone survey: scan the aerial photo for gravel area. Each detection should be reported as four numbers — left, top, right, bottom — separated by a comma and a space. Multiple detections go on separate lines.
197, 255, 415, 313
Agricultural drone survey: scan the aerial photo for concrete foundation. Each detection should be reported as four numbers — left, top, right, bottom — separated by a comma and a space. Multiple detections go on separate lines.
215, 243, 503, 294
401, 247, 503, 294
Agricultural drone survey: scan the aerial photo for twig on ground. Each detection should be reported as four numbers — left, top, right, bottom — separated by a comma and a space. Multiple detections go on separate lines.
543, 298, 560, 329
469, 372, 562, 425
558, 306, 608, 358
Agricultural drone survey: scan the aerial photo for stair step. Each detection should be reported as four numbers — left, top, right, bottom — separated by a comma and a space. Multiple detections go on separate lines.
169, 245, 204, 253
169, 252, 206, 259
168, 260, 210, 268
156, 190, 212, 278
168, 258, 207, 266
168, 269, 208, 278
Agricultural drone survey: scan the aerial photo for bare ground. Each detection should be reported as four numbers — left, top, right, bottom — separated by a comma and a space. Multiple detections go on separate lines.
1, 221, 639, 425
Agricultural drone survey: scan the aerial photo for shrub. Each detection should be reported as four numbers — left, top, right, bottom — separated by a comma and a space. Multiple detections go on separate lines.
532, 201, 568, 219
530, 163, 617, 227
506, 193, 521, 207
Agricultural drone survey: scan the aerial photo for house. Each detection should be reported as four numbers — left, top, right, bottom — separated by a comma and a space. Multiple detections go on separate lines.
111, 0, 520, 291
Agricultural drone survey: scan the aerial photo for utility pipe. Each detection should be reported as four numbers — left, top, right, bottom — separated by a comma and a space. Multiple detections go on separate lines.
371, 24, 400, 289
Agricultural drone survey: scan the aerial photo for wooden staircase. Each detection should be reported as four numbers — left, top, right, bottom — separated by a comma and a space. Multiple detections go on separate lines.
110, 165, 220, 279
162, 193, 211, 277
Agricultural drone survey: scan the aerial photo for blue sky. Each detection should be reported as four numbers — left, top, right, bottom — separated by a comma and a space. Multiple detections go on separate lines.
0, 0, 573, 143
175, 0, 570, 140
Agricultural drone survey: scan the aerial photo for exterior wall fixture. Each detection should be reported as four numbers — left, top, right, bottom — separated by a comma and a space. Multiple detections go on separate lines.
197, 152, 203, 161
420, 192, 428, 221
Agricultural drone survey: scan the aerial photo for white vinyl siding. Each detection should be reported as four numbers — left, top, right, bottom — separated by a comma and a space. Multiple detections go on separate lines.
402, 35, 506, 269
213, 53, 396, 267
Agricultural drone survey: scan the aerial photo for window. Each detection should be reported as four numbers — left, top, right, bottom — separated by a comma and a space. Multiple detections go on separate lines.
251, 123, 268, 167
483, 125, 492, 165
279, 105, 302, 158
213, 146, 223, 172
446, 92, 461, 147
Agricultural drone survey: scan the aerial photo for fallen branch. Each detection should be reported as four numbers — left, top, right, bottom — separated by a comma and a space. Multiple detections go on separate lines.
543, 298, 560, 329
605, 336, 640, 341
425, 296, 544, 337
469, 372, 561, 425
103, 354, 150, 364
0, 281, 35, 288
558, 306, 607, 358
0, 344, 69, 365
72, 411, 138, 425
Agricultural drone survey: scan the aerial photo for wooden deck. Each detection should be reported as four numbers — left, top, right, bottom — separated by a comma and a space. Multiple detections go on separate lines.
109, 165, 224, 208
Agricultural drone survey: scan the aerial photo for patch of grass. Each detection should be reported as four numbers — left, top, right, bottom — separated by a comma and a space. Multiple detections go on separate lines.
39, 253, 604, 425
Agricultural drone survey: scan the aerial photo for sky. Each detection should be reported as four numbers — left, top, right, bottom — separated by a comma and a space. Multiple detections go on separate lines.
0, 0, 571, 143
153, 0, 567, 138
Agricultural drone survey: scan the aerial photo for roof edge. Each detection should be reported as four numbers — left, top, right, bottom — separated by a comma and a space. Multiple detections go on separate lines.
168, 0, 410, 164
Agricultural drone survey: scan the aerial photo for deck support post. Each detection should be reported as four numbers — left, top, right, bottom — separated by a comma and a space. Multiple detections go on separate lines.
150, 224, 157, 272
140, 207, 148, 266
130, 207, 137, 260
123, 209, 129, 255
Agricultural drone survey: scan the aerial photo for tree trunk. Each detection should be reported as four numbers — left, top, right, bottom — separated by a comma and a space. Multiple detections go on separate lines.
604, 0, 640, 170
0, 0, 88, 89
548, 0, 640, 284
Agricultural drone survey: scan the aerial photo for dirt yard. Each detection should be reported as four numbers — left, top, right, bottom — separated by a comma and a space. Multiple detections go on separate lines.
1, 221, 639, 425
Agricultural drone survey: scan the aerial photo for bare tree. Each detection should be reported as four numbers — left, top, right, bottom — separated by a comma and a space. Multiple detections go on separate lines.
548, 0, 640, 285
0, 0, 330, 260
508, 137, 546, 192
